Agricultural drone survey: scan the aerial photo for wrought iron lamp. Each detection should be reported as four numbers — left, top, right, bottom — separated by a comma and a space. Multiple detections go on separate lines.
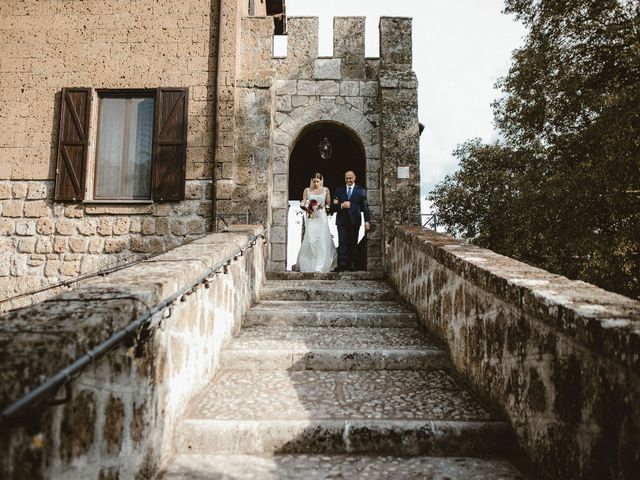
318, 136, 333, 160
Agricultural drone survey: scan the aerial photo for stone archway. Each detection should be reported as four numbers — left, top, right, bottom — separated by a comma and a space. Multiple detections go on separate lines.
286, 121, 367, 270
269, 103, 380, 272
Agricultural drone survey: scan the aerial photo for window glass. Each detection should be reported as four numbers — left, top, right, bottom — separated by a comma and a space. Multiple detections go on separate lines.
95, 97, 154, 199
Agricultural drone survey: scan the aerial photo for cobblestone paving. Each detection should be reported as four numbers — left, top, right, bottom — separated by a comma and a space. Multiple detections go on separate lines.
164, 454, 528, 479
187, 370, 493, 421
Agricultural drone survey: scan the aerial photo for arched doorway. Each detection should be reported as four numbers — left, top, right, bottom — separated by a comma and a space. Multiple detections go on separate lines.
287, 121, 367, 270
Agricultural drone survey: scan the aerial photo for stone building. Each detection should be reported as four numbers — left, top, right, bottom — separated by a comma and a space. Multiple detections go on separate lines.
0, 0, 420, 311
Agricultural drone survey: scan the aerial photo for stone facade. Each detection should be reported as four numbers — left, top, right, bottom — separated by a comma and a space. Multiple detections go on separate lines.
1, 1, 422, 307
388, 227, 640, 480
0, 0, 220, 311
225, 15, 421, 272
0, 226, 266, 479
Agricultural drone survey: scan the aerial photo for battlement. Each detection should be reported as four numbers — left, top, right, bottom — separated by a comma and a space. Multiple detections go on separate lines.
240, 16, 413, 80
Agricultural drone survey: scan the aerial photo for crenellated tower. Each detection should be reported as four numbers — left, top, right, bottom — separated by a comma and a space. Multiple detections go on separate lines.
217, 13, 421, 272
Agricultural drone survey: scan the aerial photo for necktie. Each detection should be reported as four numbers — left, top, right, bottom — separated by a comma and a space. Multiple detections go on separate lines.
347, 187, 352, 199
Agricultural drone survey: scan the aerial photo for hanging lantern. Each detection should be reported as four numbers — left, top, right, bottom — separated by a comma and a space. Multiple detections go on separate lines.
318, 137, 333, 160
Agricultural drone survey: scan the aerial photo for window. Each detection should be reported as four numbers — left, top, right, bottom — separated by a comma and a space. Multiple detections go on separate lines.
54, 88, 188, 203
248, 0, 255, 16
95, 94, 154, 200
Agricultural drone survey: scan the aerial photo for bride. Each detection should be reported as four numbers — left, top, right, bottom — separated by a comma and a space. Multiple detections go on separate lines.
297, 173, 338, 272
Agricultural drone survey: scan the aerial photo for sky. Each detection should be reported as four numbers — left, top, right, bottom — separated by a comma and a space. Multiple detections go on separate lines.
284, 0, 526, 213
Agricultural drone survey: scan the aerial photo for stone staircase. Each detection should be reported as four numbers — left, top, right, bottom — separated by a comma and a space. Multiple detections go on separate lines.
162, 273, 528, 479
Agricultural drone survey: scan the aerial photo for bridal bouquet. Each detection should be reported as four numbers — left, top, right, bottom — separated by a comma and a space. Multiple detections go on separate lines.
300, 199, 319, 218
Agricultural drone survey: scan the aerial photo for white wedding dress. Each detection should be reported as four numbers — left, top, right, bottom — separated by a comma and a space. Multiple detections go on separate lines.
297, 189, 337, 272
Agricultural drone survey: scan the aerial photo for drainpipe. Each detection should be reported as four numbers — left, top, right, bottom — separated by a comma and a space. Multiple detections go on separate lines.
212, 0, 225, 232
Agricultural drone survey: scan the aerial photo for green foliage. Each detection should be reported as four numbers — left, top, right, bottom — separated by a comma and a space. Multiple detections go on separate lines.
429, 0, 640, 298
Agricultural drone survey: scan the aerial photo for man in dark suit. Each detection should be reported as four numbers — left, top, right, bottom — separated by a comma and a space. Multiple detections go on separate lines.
331, 170, 370, 271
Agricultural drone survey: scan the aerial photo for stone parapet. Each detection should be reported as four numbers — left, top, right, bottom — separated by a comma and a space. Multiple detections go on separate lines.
0, 225, 266, 479
388, 226, 640, 480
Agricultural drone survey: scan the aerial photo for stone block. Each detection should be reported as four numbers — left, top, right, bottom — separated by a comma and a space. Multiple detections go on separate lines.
271, 243, 286, 261
104, 238, 126, 253
130, 236, 150, 253
15, 220, 36, 236
78, 220, 97, 236
291, 96, 309, 108
314, 59, 341, 80
35, 237, 53, 254
12, 182, 27, 198
340, 81, 360, 96
185, 182, 205, 200
0, 218, 15, 235
36, 217, 54, 235
56, 219, 76, 236
24, 200, 49, 218
44, 260, 60, 277
149, 237, 166, 253
0, 183, 11, 199
64, 205, 84, 218
360, 81, 378, 97
154, 204, 173, 217
297, 80, 316, 96
18, 238, 36, 253
156, 218, 170, 235
27, 183, 47, 199
346, 97, 364, 111
276, 95, 292, 112
88, 238, 104, 254
53, 237, 68, 253
97, 219, 113, 236
317, 81, 339, 96
60, 261, 80, 277
2, 200, 23, 217
69, 238, 88, 253
113, 217, 130, 236
129, 218, 142, 234
171, 219, 187, 236
142, 218, 156, 235
276, 79, 297, 95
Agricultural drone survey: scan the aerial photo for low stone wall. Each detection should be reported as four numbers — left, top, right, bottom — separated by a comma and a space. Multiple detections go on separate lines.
388, 226, 640, 480
0, 225, 265, 479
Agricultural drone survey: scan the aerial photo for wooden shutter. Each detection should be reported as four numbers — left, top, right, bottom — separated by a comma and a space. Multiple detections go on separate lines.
54, 88, 91, 201
152, 88, 188, 201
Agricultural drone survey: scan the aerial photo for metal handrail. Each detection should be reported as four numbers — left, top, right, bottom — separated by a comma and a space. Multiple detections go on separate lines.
216, 210, 252, 230
398, 211, 438, 230
0, 232, 264, 429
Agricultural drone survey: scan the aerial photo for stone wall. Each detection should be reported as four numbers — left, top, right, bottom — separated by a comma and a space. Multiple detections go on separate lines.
0, 225, 266, 479
388, 226, 640, 480
0, 0, 220, 309
0, 179, 212, 313
230, 15, 421, 272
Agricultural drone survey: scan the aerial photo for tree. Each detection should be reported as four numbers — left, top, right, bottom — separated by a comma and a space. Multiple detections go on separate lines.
429, 0, 640, 298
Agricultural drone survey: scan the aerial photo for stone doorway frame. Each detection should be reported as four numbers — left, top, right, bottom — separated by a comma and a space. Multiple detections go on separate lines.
270, 102, 381, 272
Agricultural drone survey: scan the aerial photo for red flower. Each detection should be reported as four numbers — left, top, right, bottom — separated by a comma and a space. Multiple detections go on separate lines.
302, 199, 319, 218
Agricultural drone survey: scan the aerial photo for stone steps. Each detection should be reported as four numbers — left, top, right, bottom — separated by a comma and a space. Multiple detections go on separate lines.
163, 454, 528, 479
220, 326, 448, 370
164, 274, 527, 479
259, 279, 397, 301
245, 300, 416, 327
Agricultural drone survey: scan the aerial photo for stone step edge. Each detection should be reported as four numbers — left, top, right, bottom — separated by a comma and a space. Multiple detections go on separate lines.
176, 419, 514, 456
219, 349, 449, 370
162, 454, 528, 480
243, 316, 416, 327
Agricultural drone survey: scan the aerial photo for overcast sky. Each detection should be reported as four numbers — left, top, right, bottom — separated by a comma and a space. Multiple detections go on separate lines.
285, 0, 526, 213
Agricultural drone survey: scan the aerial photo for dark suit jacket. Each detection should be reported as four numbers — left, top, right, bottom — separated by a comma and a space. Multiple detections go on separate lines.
331, 184, 370, 227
